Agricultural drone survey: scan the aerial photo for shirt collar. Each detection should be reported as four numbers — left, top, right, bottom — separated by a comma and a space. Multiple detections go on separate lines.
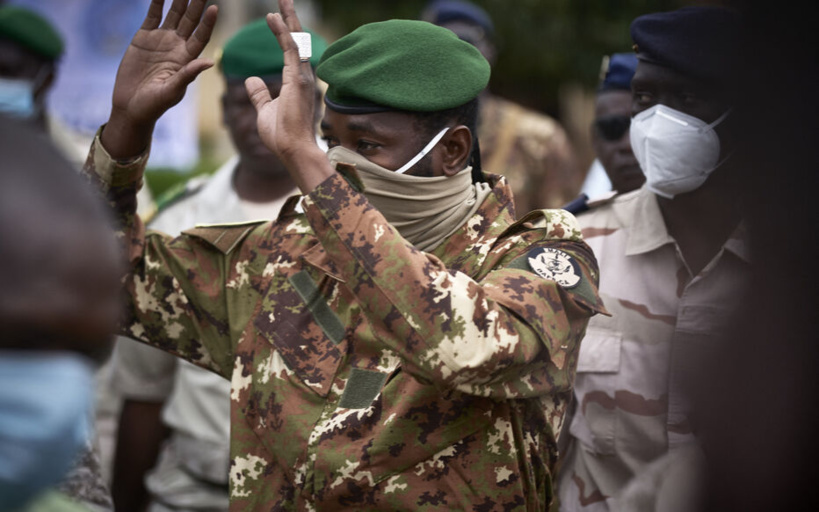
432, 172, 515, 256
617, 187, 676, 256
723, 221, 751, 263
617, 186, 751, 263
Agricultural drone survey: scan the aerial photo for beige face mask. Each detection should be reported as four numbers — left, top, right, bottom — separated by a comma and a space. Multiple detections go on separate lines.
326, 136, 491, 252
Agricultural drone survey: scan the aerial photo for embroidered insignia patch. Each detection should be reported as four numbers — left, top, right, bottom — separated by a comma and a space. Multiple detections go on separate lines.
527, 248, 581, 289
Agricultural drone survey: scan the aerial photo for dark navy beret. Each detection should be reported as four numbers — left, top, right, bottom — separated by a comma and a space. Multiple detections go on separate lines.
631, 6, 742, 85
599, 52, 638, 92
421, 0, 494, 38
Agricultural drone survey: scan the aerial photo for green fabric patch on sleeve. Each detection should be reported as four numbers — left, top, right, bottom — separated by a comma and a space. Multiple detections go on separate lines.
338, 368, 389, 409
288, 270, 346, 344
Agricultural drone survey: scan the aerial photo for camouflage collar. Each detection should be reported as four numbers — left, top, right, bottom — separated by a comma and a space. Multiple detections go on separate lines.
429, 172, 516, 265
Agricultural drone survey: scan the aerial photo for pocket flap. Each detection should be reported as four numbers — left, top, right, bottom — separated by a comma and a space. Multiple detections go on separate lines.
576, 328, 622, 373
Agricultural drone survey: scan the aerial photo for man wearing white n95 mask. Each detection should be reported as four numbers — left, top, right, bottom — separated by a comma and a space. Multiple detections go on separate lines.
556, 6, 749, 511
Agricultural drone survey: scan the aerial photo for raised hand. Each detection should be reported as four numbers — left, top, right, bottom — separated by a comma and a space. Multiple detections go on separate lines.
245, 0, 333, 193
103, 0, 218, 159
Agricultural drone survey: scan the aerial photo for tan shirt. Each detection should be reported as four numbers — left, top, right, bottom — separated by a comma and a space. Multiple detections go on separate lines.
557, 187, 749, 511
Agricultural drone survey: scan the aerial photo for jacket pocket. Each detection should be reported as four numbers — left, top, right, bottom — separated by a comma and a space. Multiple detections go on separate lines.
569, 327, 622, 455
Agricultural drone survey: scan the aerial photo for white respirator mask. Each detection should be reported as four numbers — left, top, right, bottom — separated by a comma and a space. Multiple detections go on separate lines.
630, 104, 731, 198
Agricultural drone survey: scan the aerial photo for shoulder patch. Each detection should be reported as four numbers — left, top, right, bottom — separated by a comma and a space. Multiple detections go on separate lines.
181, 220, 267, 255
526, 247, 581, 288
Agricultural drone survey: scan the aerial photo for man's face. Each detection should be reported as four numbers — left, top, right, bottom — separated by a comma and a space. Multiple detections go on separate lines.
320, 108, 441, 177
437, 20, 495, 66
222, 79, 285, 163
631, 60, 734, 161
0, 216, 124, 360
592, 90, 644, 194
631, 60, 730, 120
50, 224, 124, 360
0, 38, 52, 102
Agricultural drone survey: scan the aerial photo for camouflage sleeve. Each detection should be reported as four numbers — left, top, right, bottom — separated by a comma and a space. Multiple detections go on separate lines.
302, 173, 599, 399
80, 133, 234, 377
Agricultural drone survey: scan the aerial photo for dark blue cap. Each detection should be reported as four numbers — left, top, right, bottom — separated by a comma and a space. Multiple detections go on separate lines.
421, 0, 494, 39
599, 53, 638, 92
631, 6, 742, 86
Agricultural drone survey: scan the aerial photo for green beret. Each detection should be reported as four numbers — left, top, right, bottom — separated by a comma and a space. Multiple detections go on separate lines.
0, 6, 64, 60
220, 18, 327, 79
316, 19, 490, 113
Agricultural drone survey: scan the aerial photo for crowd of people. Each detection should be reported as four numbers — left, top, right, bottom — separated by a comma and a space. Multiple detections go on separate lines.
2, 0, 816, 511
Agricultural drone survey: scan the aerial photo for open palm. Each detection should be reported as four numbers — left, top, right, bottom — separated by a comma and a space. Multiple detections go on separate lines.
111, 0, 217, 127
245, 0, 332, 193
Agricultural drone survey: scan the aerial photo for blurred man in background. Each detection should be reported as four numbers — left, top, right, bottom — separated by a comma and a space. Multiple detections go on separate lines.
109, 18, 327, 512
557, 6, 747, 511
0, 4, 156, 220
421, 0, 581, 216
566, 52, 643, 215
0, 6, 157, 498
0, 114, 122, 511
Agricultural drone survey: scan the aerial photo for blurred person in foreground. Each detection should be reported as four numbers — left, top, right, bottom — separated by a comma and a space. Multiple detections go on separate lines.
421, 0, 582, 216
0, 6, 138, 510
80, 0, 605, 508
0, 7, 155, 483
568, 53, 643, 214
557, 6, 748, 511
0, 115, 123, 511
694, 2, 819, 510
109, 18, 326, 512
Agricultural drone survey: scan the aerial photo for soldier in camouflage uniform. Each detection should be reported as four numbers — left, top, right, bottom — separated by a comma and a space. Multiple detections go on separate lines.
83, 0, 604, 509
421, 0, 582, 215
556, 6, 748, 511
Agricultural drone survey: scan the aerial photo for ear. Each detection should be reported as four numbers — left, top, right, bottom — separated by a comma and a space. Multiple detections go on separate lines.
33, 64, 55, 102
481, 41, 498, 68
440, 125, 473, 177
590, 120, 602, 151
220, 93, 228, 126
313, 86, 323, 126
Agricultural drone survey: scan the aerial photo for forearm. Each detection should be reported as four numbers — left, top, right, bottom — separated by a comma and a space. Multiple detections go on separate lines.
111, 399, 169, 512
100, 111, 155, 161
282, 144, 335, 194
81, 127, 149, 265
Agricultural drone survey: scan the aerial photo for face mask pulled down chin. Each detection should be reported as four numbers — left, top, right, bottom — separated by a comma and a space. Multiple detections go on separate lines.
326, 129, 491, 252
630, 104, 731, 199
0, 351, 94, 511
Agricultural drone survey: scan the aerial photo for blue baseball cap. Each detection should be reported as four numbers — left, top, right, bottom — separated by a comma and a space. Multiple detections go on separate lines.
599, 52, 638, 92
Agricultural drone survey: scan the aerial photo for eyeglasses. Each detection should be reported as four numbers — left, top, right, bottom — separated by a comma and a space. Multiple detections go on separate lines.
594, 115, 631, 141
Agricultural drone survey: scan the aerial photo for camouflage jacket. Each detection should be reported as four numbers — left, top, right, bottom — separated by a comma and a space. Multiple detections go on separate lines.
83, 135, 604, 511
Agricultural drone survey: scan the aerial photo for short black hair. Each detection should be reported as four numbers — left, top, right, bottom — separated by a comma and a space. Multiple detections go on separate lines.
411, 97, 484, 181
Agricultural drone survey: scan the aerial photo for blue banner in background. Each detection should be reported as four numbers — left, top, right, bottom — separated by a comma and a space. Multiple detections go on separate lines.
11, 0, 199, 170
